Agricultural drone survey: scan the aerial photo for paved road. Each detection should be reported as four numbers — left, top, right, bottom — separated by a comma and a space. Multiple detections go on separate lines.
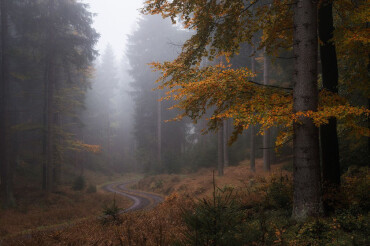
102, 181, 164, 212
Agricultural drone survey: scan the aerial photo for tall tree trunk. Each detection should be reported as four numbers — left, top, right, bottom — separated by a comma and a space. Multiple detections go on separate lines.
42, 54, 55, 192
292, 0, 322, 219
157, 90, 162, 170
42, 0, 56, 191
200, 117, 207, 147
318, 0, 341, 213
223, 119, 229, 167
250, 47, 256, 172
263, 50, 271, 172
270, 127, 277, 164
53, 71, 61, 186
0, 0, 15, 207
42, 62, 49, 191
107, 112, 111, 166
218, 124, 224, 176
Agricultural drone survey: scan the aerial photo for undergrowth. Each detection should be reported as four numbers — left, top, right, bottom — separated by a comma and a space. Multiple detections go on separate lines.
100, 193, 122, 225
5, 166, 369, 245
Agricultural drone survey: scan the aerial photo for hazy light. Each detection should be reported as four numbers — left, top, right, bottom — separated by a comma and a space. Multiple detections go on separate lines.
82, 0, 143, 57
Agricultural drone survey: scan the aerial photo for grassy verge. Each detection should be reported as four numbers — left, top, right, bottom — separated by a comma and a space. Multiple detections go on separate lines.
0, 172, 140, 240
4, 162, 368, 245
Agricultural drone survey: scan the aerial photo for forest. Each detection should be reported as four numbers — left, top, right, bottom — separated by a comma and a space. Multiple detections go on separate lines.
0, 0, 369, 245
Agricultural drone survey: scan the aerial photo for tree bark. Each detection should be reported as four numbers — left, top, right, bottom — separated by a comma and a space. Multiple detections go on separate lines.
42, 0, 56, 192
263, 50, 271, 172
250, 46, 256, 172
223, 119, 229, 167
318, 0, 341, 209
218, 124, 224, 176
157, 90, 162, 170
292, 0, 322, 219
270, 127, 277, 164
53, 71, 61, 186
42, 54, 56, 192
107, 112, 111, 166
0, 0, 15, 207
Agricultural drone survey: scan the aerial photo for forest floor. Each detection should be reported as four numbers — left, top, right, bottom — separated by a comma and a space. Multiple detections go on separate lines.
133, 158, 291, 198
1, 158, 295, 245
3, 159, 368, 245
0, 173, 139, 240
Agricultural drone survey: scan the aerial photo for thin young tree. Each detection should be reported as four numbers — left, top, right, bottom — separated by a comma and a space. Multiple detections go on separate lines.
218, 123, 224, 176
263, 49, 271, 172
250, 46, 256, 172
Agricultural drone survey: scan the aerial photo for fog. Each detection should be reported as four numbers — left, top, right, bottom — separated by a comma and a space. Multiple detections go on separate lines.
1, 1, 368, 244
82, 0, 142, 55
0, 0, 287, 193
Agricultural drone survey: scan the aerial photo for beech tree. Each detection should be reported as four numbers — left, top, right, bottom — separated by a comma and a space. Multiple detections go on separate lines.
291, 0, 322, 218
143, 0, 369, 219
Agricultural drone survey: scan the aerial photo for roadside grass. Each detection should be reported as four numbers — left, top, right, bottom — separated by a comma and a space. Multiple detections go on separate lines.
4, 193, 189, 246
3, 162, 368, 245
0, 173, 137, 240
136, 158, 291, 197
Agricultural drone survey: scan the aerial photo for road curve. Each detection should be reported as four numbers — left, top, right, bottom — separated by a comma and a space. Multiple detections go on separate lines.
102, 181, 164, 213
0, 181, 164, 245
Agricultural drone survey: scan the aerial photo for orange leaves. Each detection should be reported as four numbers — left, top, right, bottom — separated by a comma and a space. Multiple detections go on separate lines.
72, 140, 102, 153
143, 0, 369, 145
81, 143, 102, 154
151, 57, 369, 147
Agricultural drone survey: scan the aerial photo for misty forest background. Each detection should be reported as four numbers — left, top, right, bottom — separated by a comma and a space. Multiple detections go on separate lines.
0, 0, 368, 204
0, 2, 296, 199
0, 1, 369, 244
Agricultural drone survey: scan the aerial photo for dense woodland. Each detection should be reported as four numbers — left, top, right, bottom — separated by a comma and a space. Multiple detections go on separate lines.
0, 0, 369, 245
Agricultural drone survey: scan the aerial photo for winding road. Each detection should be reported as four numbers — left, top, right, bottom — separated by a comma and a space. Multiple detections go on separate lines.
0, 181, 164, 245
102, 181, 164, 213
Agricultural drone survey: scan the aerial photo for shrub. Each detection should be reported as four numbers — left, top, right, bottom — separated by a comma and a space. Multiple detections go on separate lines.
265, 175, 292, 211
181, 175, 248, 245
342, 166, 370, 210
72, 176, 85, 191
101, 194, 122, 225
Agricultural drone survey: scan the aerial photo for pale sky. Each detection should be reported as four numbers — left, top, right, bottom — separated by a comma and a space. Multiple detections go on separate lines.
82, 0, 144, 58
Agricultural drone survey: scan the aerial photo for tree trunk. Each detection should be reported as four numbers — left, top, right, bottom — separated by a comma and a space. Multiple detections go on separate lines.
107, 112, 111, 166
200, 117, 207, 147
270, 127, 277, 164
250, 47, 256, 172
292, 0, 322, 219
263, 50, 271, 172
53, 72, 61, 186
223, 119, 229, 167
318, 0, 341, 213
218, 124, 224, 176
0, 0, 15, 207
42, 0, 56, 192
42, 54, 55, 192
157, 90, 162, 170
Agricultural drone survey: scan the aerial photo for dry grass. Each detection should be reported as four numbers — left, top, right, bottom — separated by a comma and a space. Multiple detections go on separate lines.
1, 159, 292, 245
0, 184, 131, 240
4, 193, 190, 246
136, 158, 291, 198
